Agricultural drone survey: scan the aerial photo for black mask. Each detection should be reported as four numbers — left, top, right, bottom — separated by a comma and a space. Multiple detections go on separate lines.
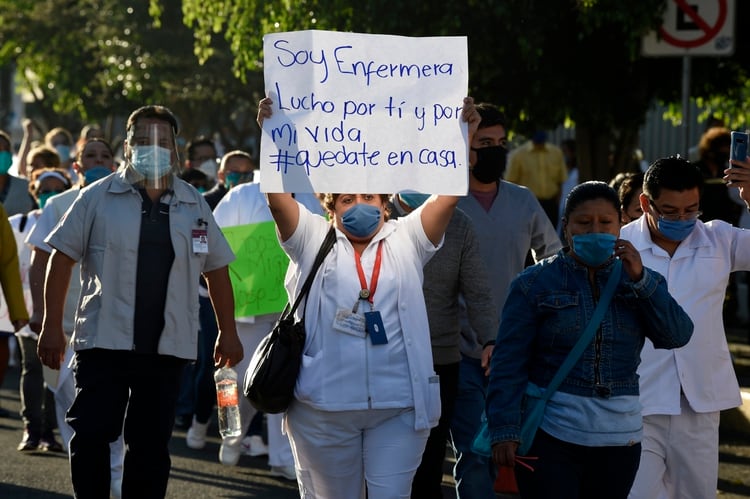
713, 152, 730, 167
470, 146, 508, 184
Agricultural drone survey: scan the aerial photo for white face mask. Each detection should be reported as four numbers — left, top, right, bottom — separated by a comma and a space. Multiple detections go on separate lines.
130, 145, 173, 180
197, 159, 218, 180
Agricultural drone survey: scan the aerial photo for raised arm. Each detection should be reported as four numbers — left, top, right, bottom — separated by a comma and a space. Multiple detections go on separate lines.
257, 97, 302, 241
17, 119, 34, 178
420, 97, 480, 245
266, 193, 300, 242
727, 157, 750, 210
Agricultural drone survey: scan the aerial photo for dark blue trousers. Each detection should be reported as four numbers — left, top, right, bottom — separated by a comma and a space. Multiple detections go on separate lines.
67, 349, 185, 499
515, 429, 641, 499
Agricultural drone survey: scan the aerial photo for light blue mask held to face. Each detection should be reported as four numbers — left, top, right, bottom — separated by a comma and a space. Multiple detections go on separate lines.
342, 203, 381, 238
131, 145, 173, 180
571, 233, 617, 267
0, 151, 12, 174
657, 218, 696, 242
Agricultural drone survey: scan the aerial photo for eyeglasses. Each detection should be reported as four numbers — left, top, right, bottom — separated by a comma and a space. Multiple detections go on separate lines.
649, 201, 702, 222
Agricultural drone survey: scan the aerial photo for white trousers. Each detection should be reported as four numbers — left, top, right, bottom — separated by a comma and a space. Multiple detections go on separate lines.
285, 402, 429, 499
628, 394, 720, 499
224, 319, 293, 467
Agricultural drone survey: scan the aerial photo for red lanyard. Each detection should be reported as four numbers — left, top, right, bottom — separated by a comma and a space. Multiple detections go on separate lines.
354, 240, 383, 306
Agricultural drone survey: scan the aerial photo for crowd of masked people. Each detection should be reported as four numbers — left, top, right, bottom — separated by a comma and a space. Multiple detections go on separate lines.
0, 104, 748, 499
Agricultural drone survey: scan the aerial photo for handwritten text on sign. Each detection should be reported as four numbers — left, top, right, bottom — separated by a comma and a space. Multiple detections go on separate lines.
259, 30, 469, 194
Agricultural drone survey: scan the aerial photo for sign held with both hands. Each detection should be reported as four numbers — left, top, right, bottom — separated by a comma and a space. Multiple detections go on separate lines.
259, 30, 469, 195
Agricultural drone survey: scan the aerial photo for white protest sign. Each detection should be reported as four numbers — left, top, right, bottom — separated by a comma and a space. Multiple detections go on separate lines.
259, 30, 469, 194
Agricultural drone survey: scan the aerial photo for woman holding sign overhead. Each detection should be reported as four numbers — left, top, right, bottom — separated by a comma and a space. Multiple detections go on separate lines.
257, 96, 480, 498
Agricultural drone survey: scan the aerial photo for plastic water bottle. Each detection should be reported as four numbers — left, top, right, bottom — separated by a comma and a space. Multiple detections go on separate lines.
214, 366, 242, 437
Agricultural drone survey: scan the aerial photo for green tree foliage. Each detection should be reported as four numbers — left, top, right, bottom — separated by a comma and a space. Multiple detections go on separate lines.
177, 0, 750, 182
0, 0, 264, 152
4, 1, 750, 180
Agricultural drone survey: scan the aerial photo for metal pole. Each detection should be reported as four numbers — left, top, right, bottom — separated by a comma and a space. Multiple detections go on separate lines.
682, 55, 691, 158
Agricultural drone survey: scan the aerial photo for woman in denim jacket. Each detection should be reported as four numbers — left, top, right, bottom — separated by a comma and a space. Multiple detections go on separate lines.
486, 181, 693, 499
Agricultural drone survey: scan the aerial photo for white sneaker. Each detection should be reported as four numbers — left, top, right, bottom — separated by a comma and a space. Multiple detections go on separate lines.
270, 465, 297, 481
241, 435, 269, 457
219, 442, 241, 466
186, 418, 209, 450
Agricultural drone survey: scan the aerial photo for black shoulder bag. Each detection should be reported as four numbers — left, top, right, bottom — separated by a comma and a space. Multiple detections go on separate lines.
244, 225, 336, 413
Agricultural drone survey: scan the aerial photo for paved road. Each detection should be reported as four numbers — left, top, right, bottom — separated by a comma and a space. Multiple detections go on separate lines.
0, 361, 298, 499
3, 327, 750, 498
0, 360, 468, 498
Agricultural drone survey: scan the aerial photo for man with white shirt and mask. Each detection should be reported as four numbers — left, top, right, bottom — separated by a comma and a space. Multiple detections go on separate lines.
623, 155, 750, 499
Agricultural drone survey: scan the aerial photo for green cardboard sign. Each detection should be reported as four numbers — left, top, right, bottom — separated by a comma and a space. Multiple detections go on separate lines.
221, 221, 289, 318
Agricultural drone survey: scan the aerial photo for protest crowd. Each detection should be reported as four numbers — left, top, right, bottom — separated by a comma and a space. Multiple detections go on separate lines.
0, 29, 750, 499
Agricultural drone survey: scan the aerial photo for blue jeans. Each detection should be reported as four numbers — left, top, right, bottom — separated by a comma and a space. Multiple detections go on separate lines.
449, 355, 496, 499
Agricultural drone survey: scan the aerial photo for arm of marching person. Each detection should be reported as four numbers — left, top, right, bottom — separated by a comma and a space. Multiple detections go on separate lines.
420, 97, 480, 245
37, 249, 74, 369
726, 157, 750, 211
203, 265, 243, 368
28, 248, 50, 333
257, 96, 302, 242
458, 215, 498, 375
486, 273, 537, 467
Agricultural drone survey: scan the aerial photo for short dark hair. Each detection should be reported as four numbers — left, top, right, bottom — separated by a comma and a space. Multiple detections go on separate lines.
563, 181, 621, 221
475, 102, 507, 130
186, 135, 216, 160
180, 169, 208, 183
643, 156, 703, 200
220, 150, 255, 169
618, 172, 644, 213
126, 105, 179, 136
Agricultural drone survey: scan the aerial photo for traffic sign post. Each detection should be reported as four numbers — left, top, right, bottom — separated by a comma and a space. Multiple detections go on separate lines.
641, 0, 736, 157
642, 0, 735, 56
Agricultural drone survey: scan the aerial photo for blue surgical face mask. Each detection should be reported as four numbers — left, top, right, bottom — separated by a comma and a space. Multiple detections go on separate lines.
571, 233, 617, 267
130, 145, 173, 180
224, 171, 253, 189
657, 218, 696, 242
398, 192, 431, 210
0, 151, 12, 174
342, 203, 381, 238
83, 165, 111, 185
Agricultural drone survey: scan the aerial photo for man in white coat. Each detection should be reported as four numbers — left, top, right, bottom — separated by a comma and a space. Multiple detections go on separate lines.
623, 155, 750, 499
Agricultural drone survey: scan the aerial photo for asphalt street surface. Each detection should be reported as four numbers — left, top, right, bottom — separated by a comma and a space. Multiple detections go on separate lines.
0, 355, 465, 498
2, 327, 750, 498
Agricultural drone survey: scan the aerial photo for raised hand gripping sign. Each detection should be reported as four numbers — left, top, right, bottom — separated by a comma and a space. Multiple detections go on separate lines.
259, 30, 469, 195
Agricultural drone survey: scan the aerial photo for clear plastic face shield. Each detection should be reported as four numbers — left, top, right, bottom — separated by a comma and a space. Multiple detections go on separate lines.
126, 120, 180, 189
